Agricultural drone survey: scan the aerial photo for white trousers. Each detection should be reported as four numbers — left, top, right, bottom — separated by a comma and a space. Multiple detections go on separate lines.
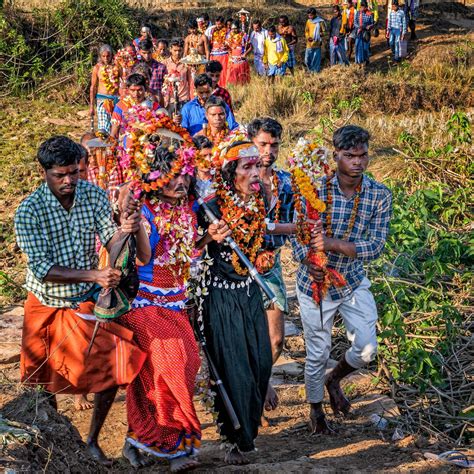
253, 54, 266, 76
297, 277, 378, 403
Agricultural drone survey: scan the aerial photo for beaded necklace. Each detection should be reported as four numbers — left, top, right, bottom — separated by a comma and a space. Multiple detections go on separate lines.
270, 171, 281, 223
325, 175, 362, 239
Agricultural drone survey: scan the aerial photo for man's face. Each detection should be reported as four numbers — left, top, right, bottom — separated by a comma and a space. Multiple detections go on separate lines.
333, 8, 340, 17
196, 84, 212, 105
252, 130, 281, 168
45, 164, 80, 198
234, 157, 262, 196
278, 17, 288, 27
333, 143, 370, 178
308, 13, 316, 20
216, 20, 224, 30
206, 106, 226, 129
207, 71, 221, 88
268, 30, 276, 39
252, 23, 261, 32
128, 85, 146, 103
139, 49, 153, 62
158, 173, 191, 202
156, 42, 166, 55
78, 158, 88, 180
188, 26, 197, 35
391, 4, 398, 10
140, 28, 149, 39
170, 45, 183, 61
239, 14, 246, 23
100, 50, 112, 65
126, 46, 136, 57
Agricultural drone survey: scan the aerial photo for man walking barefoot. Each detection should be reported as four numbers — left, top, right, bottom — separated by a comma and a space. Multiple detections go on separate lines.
291, 126, 392, 433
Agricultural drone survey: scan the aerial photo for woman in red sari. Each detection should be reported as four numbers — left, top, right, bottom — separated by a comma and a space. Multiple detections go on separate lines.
120, 142, 230, 471
226, 24, 251, 85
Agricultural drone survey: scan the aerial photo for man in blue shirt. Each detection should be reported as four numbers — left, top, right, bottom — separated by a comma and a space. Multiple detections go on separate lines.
180, 74, 238, 136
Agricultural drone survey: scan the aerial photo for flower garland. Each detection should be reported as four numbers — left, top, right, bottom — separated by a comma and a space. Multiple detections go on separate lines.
149, 196, 197, 284
115, 48, 137, 70
271, 171, 281, 224
289, 137, 346, 303
205, 124, 229, 146
120, 106, 194, 198
215, 166, 266, 276
325, 176, 362, 239
100, 64, 119, 94
211, 27, 227, 49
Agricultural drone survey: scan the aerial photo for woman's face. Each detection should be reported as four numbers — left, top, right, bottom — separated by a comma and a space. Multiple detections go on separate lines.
233, 157, 262, 197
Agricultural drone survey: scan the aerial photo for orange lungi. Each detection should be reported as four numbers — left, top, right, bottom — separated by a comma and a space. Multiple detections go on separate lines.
21, 292, 146, 394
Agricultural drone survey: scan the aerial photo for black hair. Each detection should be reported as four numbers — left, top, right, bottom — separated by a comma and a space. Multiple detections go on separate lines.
192, 135, 213, 150
307, 7, 317, 15
157, 39, 169, 47
139, 38, 154, 52
360, 0, 368, 6
205, 60, 223, 73
78, 144, 89, 165
333, 5, 341, 11
204, 95, 226, 111
252, 19, 262, 26
215, 16, 225, 23
194, 73, 212, 89
202, 13, 210, 21
333, 125, 370, 150
279, 15, 289, 22
247, 117, 283, 140
188, 19, 198, 29
126, 72, 148, 88
170, 38, 184, 48
37, 136, 82, 170
145, 145, 176, 184
221, 140, 253, 192
226, 18, 233, 25
268, 25, 277, 34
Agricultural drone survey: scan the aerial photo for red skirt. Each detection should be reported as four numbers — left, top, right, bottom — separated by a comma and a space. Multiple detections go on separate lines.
120, 305, 201, 458
210, 53, 229, 87
227, 60, 251, 85
21, 293, 146, 394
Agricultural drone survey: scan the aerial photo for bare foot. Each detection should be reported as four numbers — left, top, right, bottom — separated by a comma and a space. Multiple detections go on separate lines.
87, 440, 113, 466
264, 383, 278, 411
325, 376, 351, 416
169, 456, 200, 472
260, 415, 270, 428
122, 441, 153, 468
224, 447, 248, 465
309, 407, 334, 435
74, 394, 93, 411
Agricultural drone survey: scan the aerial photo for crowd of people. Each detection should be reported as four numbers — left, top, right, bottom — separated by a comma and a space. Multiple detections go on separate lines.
14, 5, 397, 472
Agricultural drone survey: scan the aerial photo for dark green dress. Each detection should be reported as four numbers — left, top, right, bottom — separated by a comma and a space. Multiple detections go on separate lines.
199, 199, 272, 452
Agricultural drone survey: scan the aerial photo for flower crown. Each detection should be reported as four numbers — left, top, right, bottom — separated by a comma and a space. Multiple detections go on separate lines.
120, 107, 195, 198
211, 131, 254, 169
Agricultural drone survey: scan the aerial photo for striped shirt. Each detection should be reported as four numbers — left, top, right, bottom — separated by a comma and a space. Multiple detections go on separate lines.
290, 174, 392, 300
14, 180, 117, 308
387, 9, 407, 33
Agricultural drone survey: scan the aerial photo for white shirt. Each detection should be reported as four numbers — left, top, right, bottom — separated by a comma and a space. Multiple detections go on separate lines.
249, 29, 268, 57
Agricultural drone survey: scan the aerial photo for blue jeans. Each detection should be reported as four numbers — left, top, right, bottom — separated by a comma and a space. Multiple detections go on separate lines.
389, 28, 402, 59
329, 40, 349, 66
305, 47, 322, 72
355, 35, 370, 64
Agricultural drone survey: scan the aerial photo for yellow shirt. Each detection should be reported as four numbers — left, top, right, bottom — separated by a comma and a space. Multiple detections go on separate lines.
263, 36, 289, 66
305, 19, 326, 49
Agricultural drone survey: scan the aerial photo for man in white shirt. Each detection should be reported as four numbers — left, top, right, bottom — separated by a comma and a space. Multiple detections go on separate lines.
246, 19, 268, 76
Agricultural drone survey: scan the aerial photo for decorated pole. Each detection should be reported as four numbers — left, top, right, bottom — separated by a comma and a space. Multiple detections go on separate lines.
289, 138, 346, 328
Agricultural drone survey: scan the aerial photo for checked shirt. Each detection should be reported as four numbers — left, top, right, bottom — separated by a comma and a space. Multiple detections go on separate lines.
14, 180, 117, 308
387, 10, 408, 33
148, 59, 168, 96
290, 174, 392, 301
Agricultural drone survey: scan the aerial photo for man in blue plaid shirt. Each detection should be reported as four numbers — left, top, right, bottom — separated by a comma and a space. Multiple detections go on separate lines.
291, 125, 392, 434
249, 117, 296, 418
387, 0, 407, 61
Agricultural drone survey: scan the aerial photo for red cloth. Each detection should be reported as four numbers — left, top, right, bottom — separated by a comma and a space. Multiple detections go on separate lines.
119, 201, 201, 458
21, 293, 146, 394
227, 60, 250, 86
210, 54, 229, 87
